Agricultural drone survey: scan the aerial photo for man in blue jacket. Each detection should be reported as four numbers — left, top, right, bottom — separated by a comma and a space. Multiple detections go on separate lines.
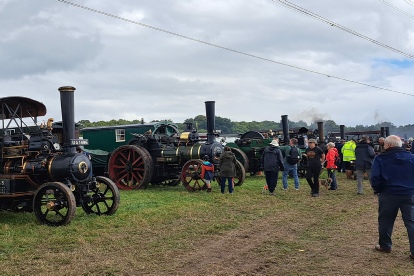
370, 135, 414, 259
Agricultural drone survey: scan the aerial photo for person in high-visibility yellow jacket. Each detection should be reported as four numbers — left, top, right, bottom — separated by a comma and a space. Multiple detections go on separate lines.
342, 139, 356, 179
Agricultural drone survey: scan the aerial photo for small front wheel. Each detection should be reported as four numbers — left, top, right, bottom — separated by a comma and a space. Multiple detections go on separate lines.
33, 182, 76, 226
82, 176, 120, 216
181, 159, 207, 192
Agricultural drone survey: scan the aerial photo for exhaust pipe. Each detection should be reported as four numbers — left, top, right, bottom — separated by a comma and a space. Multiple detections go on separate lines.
380, 127, 386, 137
317, 121, 324, 144
281, 115, 289, 144
340, 125, 345, 140
58, 86, 76, 154
205, 101, 216, 144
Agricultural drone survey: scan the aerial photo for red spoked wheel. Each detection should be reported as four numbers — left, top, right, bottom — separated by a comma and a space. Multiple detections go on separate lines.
108, 145, 153, 190
181, 159, 207, 192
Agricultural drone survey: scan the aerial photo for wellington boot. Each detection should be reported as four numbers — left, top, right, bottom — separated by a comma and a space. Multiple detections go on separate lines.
346, 170, 353, 179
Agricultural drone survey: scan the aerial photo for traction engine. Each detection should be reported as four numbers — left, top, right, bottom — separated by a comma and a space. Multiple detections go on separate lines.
0, 86, 120, 226
107, 101, 246, 191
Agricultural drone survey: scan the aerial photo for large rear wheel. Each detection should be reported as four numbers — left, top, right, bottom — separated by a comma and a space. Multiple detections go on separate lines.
33, 182, 76, 226
108, 145, 153, 190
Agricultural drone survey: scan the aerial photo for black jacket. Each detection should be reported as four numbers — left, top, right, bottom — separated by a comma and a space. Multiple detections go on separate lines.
261, 146, 284, 172
355, 141, 375, 170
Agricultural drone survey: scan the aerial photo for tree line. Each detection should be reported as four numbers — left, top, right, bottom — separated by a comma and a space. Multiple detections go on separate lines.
78, 116, 414, 139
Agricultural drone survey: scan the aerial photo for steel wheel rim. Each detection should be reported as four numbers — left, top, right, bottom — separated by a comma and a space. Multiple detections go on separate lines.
33, 182, 76, 226
82, 176, 120, 215
108, 145, 153, 190
181, 159, 207, 192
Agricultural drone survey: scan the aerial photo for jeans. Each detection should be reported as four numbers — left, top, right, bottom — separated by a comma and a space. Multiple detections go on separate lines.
355, 169, 371, 194
327, 169, 337, 190
264, 171, 279, 193
378, 193, 414, 254
282, 163, 300, 189
220, 177, 234, 193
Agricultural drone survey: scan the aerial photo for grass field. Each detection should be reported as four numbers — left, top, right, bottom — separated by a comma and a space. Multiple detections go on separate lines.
1, 171, 414, 275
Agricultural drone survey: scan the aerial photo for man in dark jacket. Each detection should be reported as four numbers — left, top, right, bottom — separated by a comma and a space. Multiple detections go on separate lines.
261, 139, 284, 195
354, 136, 375, 194
305, 139, 325, 197
219, 147, 238, 194
370, 135, 414, 258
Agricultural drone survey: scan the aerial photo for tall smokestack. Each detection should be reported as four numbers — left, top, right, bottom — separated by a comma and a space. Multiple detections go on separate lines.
380, 127, 386, 137
58, 86, 76, 154
385, 127, 390, 137
317, 121, 324, 144
340, 125, 345, 140
205, 101, 215, 144
281, 115, 289, 144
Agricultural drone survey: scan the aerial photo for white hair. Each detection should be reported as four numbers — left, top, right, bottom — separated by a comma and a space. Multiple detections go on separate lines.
384, 135, 402, 148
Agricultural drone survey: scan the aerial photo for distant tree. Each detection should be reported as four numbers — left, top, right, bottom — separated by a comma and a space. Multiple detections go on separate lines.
259, 120, 280, 132
233, 121, 251, 134
78, 120, 92, 128
323, 120, 339, 134
289, 120, 308, 129
215, 116, 233, 134
77, 116, 414, 138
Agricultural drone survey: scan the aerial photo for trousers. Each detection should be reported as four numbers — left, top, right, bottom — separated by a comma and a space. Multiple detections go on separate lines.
378, 193, 414, 254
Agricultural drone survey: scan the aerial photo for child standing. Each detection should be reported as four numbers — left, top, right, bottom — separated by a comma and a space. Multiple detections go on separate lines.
201, 155, 214, 192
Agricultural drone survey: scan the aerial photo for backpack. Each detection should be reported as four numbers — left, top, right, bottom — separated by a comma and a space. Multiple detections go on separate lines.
286, 146, 301, 165
334, 153, 341, 167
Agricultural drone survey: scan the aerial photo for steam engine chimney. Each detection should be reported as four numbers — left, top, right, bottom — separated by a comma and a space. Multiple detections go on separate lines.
380, 127, 386, 137
205, 101, 216, 144
281, 115, 289, 144
317, 121, 324, 144
340, 125, 345, 140
58, 86, 76, 154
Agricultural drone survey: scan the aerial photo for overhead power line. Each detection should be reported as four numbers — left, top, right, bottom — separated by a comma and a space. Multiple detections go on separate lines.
271, 0, 414, 60
405, 0, 414, 7
56, 0, 414, 97
380, 0, 414, 19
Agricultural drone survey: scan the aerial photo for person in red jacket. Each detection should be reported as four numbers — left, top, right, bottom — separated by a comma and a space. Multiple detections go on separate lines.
201, 155, 214, 192
325, 142, 339, 190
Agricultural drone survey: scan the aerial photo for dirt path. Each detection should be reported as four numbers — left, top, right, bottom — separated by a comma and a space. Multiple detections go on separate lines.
168, 215, 278, 276
163, 194, 414, 276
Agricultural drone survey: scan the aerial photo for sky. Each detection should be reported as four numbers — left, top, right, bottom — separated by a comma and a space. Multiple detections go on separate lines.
1, 0, 414, 127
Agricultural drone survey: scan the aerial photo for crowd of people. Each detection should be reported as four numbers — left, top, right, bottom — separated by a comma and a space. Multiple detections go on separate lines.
201, 134, 414, 260
258, 134, 414, 261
